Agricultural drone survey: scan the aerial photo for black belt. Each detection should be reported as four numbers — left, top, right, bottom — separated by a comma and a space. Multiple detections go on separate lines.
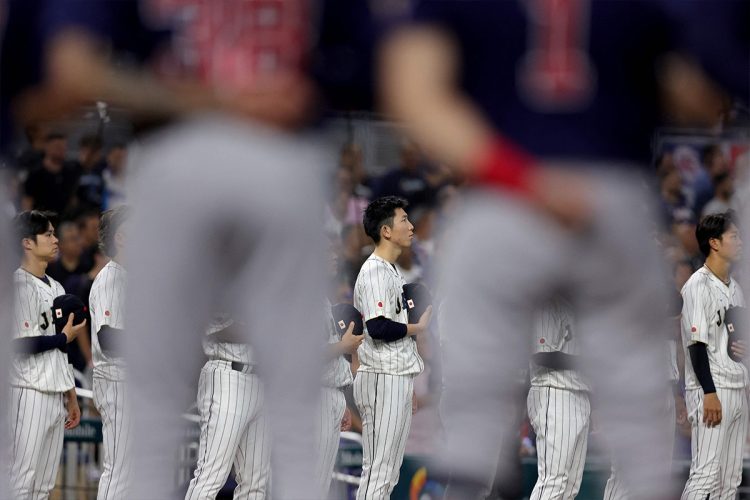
231, 361, 250, 373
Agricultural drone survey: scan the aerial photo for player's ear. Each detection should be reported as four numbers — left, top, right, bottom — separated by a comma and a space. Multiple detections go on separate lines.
380, 223, 391, 241
709, 236, 720, 252
22, 237, 34, 251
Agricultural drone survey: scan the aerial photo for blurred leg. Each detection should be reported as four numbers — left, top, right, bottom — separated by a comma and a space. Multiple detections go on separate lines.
125, 117, 326, 498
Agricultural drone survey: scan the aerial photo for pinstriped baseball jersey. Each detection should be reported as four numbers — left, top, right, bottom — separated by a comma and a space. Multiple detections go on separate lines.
530, 301, 588, 392
668, 339, 680, 383
681, 267, 747, 390
11, 268, 74, 392
354, 254, 424, 376
203, 315, 254, 365
203, 315, 253, 365
90, 260, 127, 381
323, 300, 353, 389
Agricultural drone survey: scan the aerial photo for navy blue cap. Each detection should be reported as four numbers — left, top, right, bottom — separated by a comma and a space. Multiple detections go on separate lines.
331, 303, 364, 336
51, 294, 87, 334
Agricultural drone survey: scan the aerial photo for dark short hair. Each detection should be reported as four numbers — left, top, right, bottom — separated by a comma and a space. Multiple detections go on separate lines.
363, 196, 408, 244
13, 210, 56, 245
99, 206, 129, 258
696, 211, 736, 258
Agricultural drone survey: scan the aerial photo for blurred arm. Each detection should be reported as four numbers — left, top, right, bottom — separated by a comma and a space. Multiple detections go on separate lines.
379, 27, 494, 177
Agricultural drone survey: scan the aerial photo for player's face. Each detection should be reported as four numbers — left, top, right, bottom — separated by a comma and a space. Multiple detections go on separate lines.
388, 207, 414, 248
716, 224, 742, 263
29, 223, 59, 262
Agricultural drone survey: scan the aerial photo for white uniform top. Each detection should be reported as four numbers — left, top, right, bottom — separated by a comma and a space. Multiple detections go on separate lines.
682, 266, 748, 390
90, 260, 127, 381
354, 254, 424, 376
323, 300, 354, 389
11, 268, 74, 392
202, 315, 253, 365
529, 300, 588, 392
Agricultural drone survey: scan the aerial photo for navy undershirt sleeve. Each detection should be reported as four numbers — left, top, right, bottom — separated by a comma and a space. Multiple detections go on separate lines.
13, 333, 67, 355
366, 317, 408, 343
98, 325, 124, 354
688, 342, 716, 394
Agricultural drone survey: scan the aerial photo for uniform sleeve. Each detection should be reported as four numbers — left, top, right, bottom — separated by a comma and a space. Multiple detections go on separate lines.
357, 263, 398, 322
13, 278, 41, 339
94, 271, 126, 330
681, 281, 710, 346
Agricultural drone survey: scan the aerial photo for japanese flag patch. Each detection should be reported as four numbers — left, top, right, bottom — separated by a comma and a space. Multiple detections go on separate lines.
407, 299, 415, 309
55, 308, 63, 319
338, 320, 346, 330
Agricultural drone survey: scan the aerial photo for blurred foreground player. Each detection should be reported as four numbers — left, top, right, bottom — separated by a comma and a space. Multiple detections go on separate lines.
380, 1, 748, 497
27, 1, 346, 496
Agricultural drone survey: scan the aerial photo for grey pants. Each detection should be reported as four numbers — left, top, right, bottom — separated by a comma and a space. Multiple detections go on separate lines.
124, 116, 329, 499
436, 169, 677, 499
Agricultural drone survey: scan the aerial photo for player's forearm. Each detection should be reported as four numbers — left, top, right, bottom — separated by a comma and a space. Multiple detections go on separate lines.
19, 29, 217, 125
380, 27, 495, 177
12, 334, 67, 355
688, 342, 716, 394
65, 387, 77, 402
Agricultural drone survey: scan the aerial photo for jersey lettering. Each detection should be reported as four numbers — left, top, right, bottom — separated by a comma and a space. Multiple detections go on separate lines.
40, 311, 49, 330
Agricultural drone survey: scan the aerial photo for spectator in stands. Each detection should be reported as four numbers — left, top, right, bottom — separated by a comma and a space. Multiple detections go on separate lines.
373, 138, 436, 209
102, 143, 128, 209
76, 208, 101, 273
46, 221, 87, 289
339, 223, 369, 290
659, 164, 695, 227
22, 132, 78, 213
46, 221, 94, 373
325, 165, 369, 237
15, 122, 48, 172
340, 141, 374, 200
692, 144, 729, 215
701, 171, 734, 216
73, 134, 105, 210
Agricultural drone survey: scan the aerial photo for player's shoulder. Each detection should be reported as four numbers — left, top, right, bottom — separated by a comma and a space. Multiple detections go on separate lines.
13, 268, 41, 292
357, 255, 385, 277
681, 267, 711, 294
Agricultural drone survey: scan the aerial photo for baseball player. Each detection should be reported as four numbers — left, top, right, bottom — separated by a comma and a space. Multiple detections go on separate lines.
9, 211, 86, 499
88, 206, 131, 500
185, 315, 271, 500
527, 299, 589, 500
317, 303, 361, 498
379, 1, 748, 496
680, 212, 747, 499
315, 235, 362, 498
353, 196, 432, 500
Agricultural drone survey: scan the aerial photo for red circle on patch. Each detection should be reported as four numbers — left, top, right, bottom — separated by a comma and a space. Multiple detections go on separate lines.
539, 338, 546, 344
24, 321, 29, 328
691, 326, 697, 333
377, 301, 383, 308
104, 310, 111, 317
